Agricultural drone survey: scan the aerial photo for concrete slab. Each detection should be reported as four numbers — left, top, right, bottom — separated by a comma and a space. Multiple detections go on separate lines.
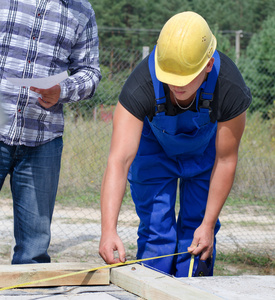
180, 275, 275, 300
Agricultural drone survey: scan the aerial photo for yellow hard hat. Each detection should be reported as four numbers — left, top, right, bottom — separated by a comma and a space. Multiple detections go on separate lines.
155, 11, 217, 86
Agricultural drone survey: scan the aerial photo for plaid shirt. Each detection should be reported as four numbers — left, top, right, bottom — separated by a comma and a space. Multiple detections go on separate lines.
0, 0, 101, 146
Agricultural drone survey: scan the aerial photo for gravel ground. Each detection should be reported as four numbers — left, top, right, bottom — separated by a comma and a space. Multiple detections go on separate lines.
0, 198, 274, 266
0, 199, 138, 265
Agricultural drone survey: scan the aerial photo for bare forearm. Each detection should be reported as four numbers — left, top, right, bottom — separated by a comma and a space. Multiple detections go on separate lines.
100, 160, 129, 233
99, 102, 143, 264
203, 158, 237, 228
188, 113, 246, 259
188, 158, 238, 258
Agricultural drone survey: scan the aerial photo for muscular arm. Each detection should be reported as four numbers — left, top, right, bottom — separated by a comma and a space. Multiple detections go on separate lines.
188, 111, 247, 259
99, 102, 143, 264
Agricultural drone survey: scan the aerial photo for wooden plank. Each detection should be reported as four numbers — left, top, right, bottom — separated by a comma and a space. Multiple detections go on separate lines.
0, 263, 109, 288
111, 264, 221, 300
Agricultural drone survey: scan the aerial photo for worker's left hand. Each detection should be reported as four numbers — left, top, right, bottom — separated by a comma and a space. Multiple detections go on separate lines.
187, 223, 214, 260
30, 84, 61, 108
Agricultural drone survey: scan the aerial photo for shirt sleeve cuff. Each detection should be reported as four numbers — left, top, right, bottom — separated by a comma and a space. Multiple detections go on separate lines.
58, 80, 69, 103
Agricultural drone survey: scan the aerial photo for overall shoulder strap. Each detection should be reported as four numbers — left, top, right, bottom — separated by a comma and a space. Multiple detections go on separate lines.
199, 50, 221, 111
148, 46, 166, 115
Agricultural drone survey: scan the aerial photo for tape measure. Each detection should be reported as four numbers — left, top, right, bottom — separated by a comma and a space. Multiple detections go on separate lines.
0, 251, 190, 291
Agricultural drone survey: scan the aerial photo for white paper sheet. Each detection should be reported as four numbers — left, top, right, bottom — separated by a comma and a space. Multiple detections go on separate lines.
6, 71, 68, 89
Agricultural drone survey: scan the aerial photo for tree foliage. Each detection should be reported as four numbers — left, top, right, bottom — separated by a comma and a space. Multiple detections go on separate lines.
239, 13, 275, 118
92, 0, 275, 49
88, 0, 275, 117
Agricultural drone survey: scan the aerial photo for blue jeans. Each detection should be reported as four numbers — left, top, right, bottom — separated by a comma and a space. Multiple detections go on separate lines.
0, 137, 63, 264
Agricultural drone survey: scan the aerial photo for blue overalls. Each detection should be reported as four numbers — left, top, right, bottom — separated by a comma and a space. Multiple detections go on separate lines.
128, 47, 221, 277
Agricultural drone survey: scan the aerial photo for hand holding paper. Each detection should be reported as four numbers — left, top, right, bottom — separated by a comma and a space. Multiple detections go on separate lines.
6, 71, 68, 108
30, 84, 61, 108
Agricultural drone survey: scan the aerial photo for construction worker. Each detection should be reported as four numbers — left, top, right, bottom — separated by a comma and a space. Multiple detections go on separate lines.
99, 11, 252, 277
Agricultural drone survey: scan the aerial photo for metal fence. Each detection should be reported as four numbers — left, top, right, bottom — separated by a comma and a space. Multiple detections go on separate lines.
0, 46, 274, 266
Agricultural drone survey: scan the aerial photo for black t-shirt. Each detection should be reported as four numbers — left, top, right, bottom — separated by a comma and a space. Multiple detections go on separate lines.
119, 51, 252, 123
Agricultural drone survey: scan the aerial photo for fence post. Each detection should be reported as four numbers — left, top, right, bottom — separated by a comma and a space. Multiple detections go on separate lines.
142, 46, 150, 59
93, 106, 97, 122
235, 30, 243, 64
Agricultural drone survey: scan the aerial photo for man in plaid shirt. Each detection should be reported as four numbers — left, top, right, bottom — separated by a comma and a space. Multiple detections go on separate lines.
0, 0, 101, 264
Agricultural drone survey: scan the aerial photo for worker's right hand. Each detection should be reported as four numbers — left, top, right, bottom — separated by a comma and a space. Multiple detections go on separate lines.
99, 232, 126, 264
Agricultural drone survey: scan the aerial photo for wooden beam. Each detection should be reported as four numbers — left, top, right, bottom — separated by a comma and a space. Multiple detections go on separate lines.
0, 263, 109, 288
111, 264, 221, 300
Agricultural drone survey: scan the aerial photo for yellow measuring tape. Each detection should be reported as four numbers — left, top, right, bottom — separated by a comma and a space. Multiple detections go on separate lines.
0, 251, 192, 291
188, 255, 195, 277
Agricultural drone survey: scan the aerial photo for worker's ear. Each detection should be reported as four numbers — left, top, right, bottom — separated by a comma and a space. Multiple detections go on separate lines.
206, 57, 215, 73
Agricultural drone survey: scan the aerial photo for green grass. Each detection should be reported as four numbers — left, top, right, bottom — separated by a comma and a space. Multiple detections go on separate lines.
2, 111, 274, 208
215, 250, 275, 276
58, 110, 275, 206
